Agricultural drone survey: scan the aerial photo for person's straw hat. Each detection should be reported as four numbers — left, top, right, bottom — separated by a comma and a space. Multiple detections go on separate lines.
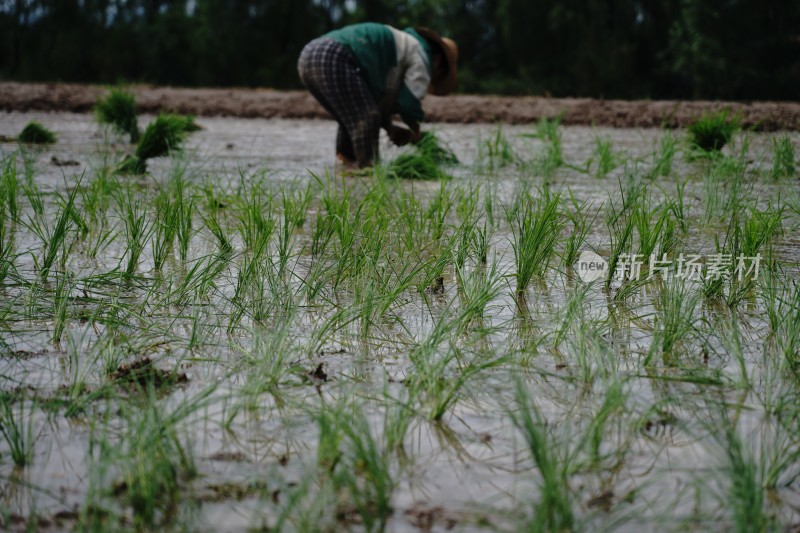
414, 27, 458, 96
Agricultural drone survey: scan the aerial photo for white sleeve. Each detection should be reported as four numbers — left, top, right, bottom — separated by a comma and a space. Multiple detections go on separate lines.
403, 45, 431, 100
387, 26, 431, 100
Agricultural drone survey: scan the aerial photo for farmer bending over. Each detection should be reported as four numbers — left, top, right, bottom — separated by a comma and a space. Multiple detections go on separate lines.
298, 23, 458, 170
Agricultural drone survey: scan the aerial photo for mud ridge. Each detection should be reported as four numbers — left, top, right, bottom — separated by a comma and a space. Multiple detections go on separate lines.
1, 82, 799, 131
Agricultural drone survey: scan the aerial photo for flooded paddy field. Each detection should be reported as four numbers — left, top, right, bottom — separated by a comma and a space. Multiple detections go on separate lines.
0, 111, 799, 532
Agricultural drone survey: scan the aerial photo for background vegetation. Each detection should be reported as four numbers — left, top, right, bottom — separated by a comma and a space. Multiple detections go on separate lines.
1, 0, 798, 100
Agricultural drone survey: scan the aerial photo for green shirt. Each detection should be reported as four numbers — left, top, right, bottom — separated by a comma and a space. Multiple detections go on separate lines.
325, 23, 432, 126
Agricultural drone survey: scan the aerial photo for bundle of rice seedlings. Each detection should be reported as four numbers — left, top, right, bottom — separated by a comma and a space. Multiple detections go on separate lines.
117, 155, 147, 175
136, 114, 191, 160
387, 153, 450, 180
688, 110, 741, 152
95, 87, 140, 143
180, 115, 201, 132
416, 131, 458, 164
17, 121, 56, 144
118, 114, 195, 174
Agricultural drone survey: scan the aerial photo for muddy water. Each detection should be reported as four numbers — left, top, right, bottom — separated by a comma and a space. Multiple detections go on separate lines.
1, 112, 799, 532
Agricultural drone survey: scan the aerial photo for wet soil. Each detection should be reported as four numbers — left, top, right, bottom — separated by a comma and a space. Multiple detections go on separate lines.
110, 357, 189, 389
2, 81, 800, 131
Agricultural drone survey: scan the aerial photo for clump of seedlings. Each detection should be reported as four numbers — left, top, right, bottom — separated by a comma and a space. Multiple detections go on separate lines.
415, 131, 458, 164
385, 130, 457, 179
482, 126, 516, 168
118, 114, 196, 174
95, 87, 140, 143
511, 190, 565, 297
386, 152, 450, 180
592, 135, 621, 177
688, 110, 741, 152
771, 134, 795, 179
17, 121, 57, 144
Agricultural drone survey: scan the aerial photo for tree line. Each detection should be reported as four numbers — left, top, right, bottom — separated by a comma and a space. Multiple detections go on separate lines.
1, 0, 797, 100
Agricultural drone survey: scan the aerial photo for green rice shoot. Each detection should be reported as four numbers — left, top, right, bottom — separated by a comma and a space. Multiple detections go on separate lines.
688, 110, 741, 152
17, 121, 57, 144
95, 87, 140, 143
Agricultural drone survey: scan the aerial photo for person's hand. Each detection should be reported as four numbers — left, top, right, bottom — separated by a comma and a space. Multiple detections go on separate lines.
387, 124, 413, 146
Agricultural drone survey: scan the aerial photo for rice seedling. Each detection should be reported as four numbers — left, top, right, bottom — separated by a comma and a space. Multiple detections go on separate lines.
454, 182, 481, 225
551, 284, 589, 350
175, 186, 194, 263
413, 345, 503, 422
688, 110, 740, 152
104, 396, 197, 528
24, 182, 80, 281
382, 385, 417, 455
647, 278, 699, 364
0, 396, 37, 467
702, 153, 749, 224
274, 206, 298, 279
281, 183, 312, 230
652, 129, 677, 177
17, 121, 57, 144
239, 196, 275, 259
562, 194, 595, 269
270, 474, 336, 532
425, 181, 454, 247
510, 190, 565, 297
151, 188, 177, 271
719, 312, 748, 385
405, 305, 506, 421
670, 178, 689, 233
522, 115, 563, 162
236, 316, 304, 401
471, 221, 490, 265
79, 164, 119, 222
1, 156, 19, 221
603, 170, 646, 277
741, 206, 783, 259
0, 216, 12, 284
705, 401, 773, 533
702, 205, 780, 306
482, 126, 516, 168
202, 212, 233, 257
592, 135, 620, 178
580, 379, 627, 466
315, 401, 395, 531
770, 279, 800, 372
115, 187, 152, 277
51, 269, 74, 344
510, 379, 575, 532
770, 134, 795, 179
178, 249, 233, 303
453, 258, 503, 329
634, 201, 679, 265
451, 218, 473, 273
94, 87, 140, 143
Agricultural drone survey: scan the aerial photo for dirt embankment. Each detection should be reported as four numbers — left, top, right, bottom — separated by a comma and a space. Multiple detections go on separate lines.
2, 81, 799, 131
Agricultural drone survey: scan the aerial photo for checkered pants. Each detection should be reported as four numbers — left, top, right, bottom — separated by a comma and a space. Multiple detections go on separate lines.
298, 38, 382, 167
